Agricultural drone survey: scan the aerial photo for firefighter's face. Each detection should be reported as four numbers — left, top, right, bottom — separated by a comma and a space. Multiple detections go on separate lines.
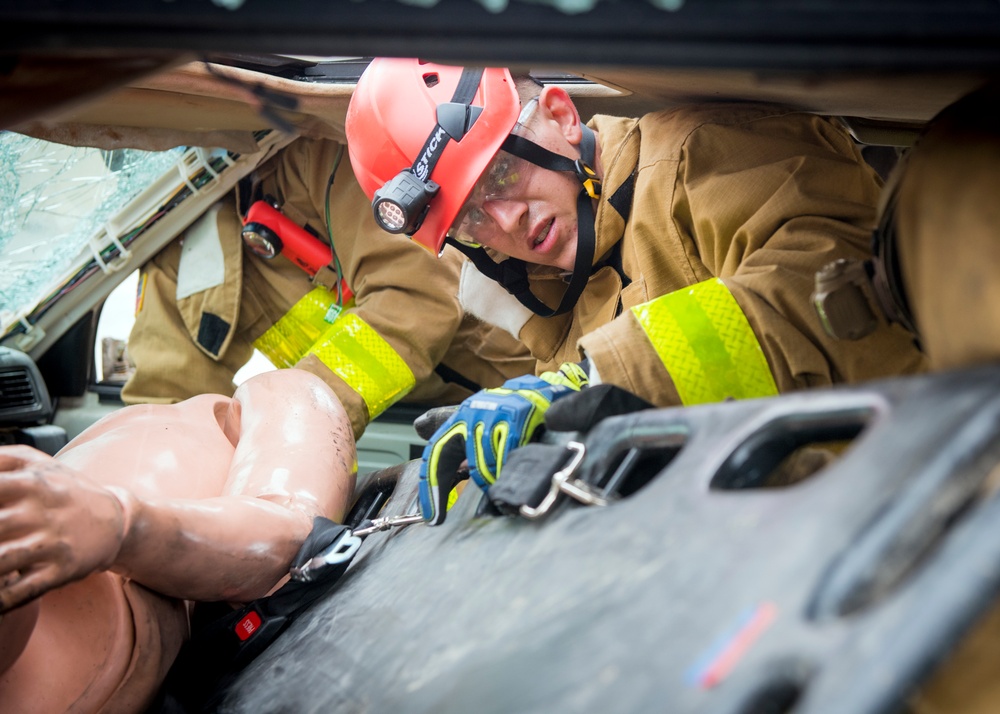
448, 88, 593, 272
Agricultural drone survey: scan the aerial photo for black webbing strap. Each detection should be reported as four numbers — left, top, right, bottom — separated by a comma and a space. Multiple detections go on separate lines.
411, 67, 484, 180
156, 517, 357, 713
579, 120, 598, 181
452, 67, 484, 105
501, 134, 578, 173
488, 385, 655, 515
489, 442, 574, 515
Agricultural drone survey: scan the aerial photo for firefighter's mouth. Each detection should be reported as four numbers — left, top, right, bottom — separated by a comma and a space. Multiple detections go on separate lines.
532, 219, 554, 249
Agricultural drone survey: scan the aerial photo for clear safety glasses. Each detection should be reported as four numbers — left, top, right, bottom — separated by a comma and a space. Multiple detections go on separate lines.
448, 99, 540, 248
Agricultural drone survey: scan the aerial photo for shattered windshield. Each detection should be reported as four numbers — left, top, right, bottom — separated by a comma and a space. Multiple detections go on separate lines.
0, 132, 185, 331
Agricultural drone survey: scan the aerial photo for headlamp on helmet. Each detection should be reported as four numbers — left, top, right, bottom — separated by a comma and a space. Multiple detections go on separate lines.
372, 171, 440, 235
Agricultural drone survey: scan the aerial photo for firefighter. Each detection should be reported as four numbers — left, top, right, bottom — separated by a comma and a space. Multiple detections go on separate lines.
870, 82, 1000, 714
885, 83, 1000, 371
121, 136, 534, 440
344, 58, 928, 525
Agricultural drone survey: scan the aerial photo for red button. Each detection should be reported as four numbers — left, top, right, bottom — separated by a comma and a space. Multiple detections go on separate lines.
235, 611, 262, 641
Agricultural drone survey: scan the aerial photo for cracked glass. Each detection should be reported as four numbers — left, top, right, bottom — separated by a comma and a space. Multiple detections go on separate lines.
0, 132, 184, 333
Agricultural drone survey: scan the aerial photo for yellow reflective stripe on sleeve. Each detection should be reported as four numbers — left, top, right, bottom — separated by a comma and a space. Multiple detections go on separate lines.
307, 313, 416, 419
631, 278, 778, 405
254, 287, 350, 369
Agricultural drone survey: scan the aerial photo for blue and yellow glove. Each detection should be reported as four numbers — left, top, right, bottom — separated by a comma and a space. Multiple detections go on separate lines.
418, 362, 589, 525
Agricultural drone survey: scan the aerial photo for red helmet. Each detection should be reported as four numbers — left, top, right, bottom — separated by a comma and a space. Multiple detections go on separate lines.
346, 57, 521, 254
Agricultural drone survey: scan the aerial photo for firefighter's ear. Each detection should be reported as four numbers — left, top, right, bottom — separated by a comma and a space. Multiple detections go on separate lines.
537, 85, 583, 146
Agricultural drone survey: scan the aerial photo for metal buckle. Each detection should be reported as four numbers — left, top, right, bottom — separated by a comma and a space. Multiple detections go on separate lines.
289, 530, 363, 583
519, 441, 611, 520
289, 514, 424, 582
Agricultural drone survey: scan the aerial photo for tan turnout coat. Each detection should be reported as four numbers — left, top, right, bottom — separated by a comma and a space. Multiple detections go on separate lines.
496, 105, 928, 403
123, 137, 533, 438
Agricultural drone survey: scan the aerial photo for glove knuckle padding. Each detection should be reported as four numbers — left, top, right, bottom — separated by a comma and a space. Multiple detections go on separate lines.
470, 421, 498, 487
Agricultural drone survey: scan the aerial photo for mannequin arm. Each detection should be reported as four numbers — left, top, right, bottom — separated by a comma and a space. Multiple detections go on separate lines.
0, 369, 355, 611
111, 369, 356, 601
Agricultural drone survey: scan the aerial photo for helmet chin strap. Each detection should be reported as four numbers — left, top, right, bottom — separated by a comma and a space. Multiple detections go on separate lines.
447, 125, 601, 318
